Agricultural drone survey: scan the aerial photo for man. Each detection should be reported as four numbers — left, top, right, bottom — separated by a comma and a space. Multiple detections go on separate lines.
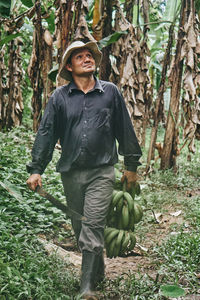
26, 40, 142, 300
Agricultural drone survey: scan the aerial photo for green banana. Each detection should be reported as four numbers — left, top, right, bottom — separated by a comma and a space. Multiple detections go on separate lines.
107, 236, 117, 258
121, 231, 130, 253
112, 190, 124, 207
115, 229, 124, 249
104, 227, 115, 239
113, 237, 121, 257
123, 191, 134, 212
116, 196, 124, 213
105, 228, 119, 245
122, 204, 129, 229
133, 201, 143, 224
128, 232, 136, 251
112, 189, 118, 199
117, 214, 123, 229
128, 212, 135, 231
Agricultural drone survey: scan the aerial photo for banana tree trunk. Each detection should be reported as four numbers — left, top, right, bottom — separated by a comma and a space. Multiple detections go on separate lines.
99, 0, 112, 80
160, 1, 186, 170
28, 1, 43, 132
0, 39, 24, 130
146, 23, 174, 171
124, 0, 134, 22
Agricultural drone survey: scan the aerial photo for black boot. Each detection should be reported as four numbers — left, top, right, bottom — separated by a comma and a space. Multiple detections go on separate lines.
95, 252, 105, 285
80, 251, 100, 300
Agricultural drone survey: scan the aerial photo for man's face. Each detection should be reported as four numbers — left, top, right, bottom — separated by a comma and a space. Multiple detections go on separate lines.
66, 48, 96, 78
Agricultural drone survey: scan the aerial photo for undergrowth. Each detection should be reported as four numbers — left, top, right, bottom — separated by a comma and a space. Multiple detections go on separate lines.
0, 124, 199, 299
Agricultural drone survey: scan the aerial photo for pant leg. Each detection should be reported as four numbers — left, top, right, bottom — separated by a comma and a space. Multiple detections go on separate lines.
61, 169, 85, 242
79, 165, 115, 255
61, 165, 115, 254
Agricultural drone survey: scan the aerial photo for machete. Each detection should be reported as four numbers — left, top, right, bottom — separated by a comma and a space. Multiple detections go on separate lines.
35, 186, 87, 221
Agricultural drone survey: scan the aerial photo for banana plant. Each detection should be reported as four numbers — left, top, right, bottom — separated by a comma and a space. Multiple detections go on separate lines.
148, 0, 181, 93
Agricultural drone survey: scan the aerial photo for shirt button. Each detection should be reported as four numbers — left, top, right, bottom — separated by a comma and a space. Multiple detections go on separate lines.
84, 120, 87, 124
83, 134, 86, 137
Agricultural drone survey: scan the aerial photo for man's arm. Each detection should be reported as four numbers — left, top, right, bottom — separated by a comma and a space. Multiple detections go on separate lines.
26, 95, 59, 190
113, 86, 142, 189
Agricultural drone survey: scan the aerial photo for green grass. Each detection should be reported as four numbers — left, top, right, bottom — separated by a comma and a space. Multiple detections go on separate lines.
0, 125, 79, 299
0, 124, 200, 299
0, 234, 79, 299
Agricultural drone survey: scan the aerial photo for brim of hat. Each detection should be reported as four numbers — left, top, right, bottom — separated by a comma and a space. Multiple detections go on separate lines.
58, 41, 102, 81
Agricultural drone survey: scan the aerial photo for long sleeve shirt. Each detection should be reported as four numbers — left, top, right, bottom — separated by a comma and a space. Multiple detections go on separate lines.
26, 78, 142, 175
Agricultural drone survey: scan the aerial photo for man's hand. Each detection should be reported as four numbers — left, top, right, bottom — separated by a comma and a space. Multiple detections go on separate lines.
121, 170, 138, 191
26, 174, 42, 191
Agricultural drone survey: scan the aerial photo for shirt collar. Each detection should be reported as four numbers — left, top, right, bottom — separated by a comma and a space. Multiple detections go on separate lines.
68, 76, 104, 94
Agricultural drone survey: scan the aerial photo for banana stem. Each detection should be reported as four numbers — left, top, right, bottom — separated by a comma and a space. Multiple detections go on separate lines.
122, 180, 127, 192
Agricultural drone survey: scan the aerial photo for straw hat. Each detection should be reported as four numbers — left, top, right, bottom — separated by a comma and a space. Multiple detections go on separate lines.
58, 40, 102, 81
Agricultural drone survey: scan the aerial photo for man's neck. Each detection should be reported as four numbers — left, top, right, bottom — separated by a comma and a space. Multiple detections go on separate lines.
72, 74, 96, 94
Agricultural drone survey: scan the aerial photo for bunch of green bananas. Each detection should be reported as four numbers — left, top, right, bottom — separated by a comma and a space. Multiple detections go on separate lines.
106, 183, 143, 230
104, 182, 143, 258
104, 227, 136, 258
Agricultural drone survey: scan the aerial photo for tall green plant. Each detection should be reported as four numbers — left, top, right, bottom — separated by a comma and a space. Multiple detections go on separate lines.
0, 0, 11, 17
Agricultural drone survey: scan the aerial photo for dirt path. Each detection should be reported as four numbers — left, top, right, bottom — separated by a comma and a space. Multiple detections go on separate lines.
39, 209, 185, 280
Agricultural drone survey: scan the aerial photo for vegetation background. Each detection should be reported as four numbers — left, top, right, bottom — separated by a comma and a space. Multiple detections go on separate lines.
0, 0, 200, 299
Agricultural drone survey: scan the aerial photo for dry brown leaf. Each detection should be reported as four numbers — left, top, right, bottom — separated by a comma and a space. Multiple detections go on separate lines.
187, 25, 197, 48
184, 120, 196, 139
134, 105, 143, 117
184, 71, 196, 99
195, 41, 200, 54
121, 53, 134, 84
136, 87, 144, 102
194, 73, 200, 86
44, 29, 53, 46
109, 0, 152, 145
187, 47, 194, 69
111, 63, 120, 75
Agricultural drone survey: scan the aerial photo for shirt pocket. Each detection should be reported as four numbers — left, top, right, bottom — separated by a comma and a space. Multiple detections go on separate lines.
91, 108, 111, 130
86, 108, 112, 155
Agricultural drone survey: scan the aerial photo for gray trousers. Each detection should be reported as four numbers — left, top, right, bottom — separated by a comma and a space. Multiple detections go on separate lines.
61, 165, 115, 255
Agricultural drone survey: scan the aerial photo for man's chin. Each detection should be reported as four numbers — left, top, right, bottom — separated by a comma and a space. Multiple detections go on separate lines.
79, 70, 95, 77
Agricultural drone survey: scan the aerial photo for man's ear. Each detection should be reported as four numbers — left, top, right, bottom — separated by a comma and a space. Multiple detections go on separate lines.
66, 63, 72, 72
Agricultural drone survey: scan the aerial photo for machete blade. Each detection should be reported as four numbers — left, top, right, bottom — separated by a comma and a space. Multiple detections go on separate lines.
35, 186, 87, 221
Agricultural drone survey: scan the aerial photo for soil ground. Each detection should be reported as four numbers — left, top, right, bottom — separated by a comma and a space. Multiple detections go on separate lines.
38, 201, 200, 299
39, 207, 185, 280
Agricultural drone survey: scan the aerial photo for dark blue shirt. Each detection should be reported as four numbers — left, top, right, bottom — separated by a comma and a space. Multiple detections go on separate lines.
27, 79, 142, 174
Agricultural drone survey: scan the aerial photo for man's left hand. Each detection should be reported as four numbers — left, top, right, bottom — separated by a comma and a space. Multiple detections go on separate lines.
121, 170, 138, 191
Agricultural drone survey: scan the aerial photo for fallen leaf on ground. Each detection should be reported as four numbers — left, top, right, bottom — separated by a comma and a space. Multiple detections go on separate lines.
170, 210, 182, 217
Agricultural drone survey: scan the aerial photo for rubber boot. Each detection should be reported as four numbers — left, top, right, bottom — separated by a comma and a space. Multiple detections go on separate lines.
95, 252, 105, 285
80, 251, 100, 300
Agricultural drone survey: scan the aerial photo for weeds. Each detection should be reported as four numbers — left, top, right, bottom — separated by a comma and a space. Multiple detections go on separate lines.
0, 125, 200, 299
0, 126, 78, 299
0, 234, 79, 299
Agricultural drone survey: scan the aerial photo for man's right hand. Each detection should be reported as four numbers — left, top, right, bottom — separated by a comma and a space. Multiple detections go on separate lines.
26, 174, 42, 191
